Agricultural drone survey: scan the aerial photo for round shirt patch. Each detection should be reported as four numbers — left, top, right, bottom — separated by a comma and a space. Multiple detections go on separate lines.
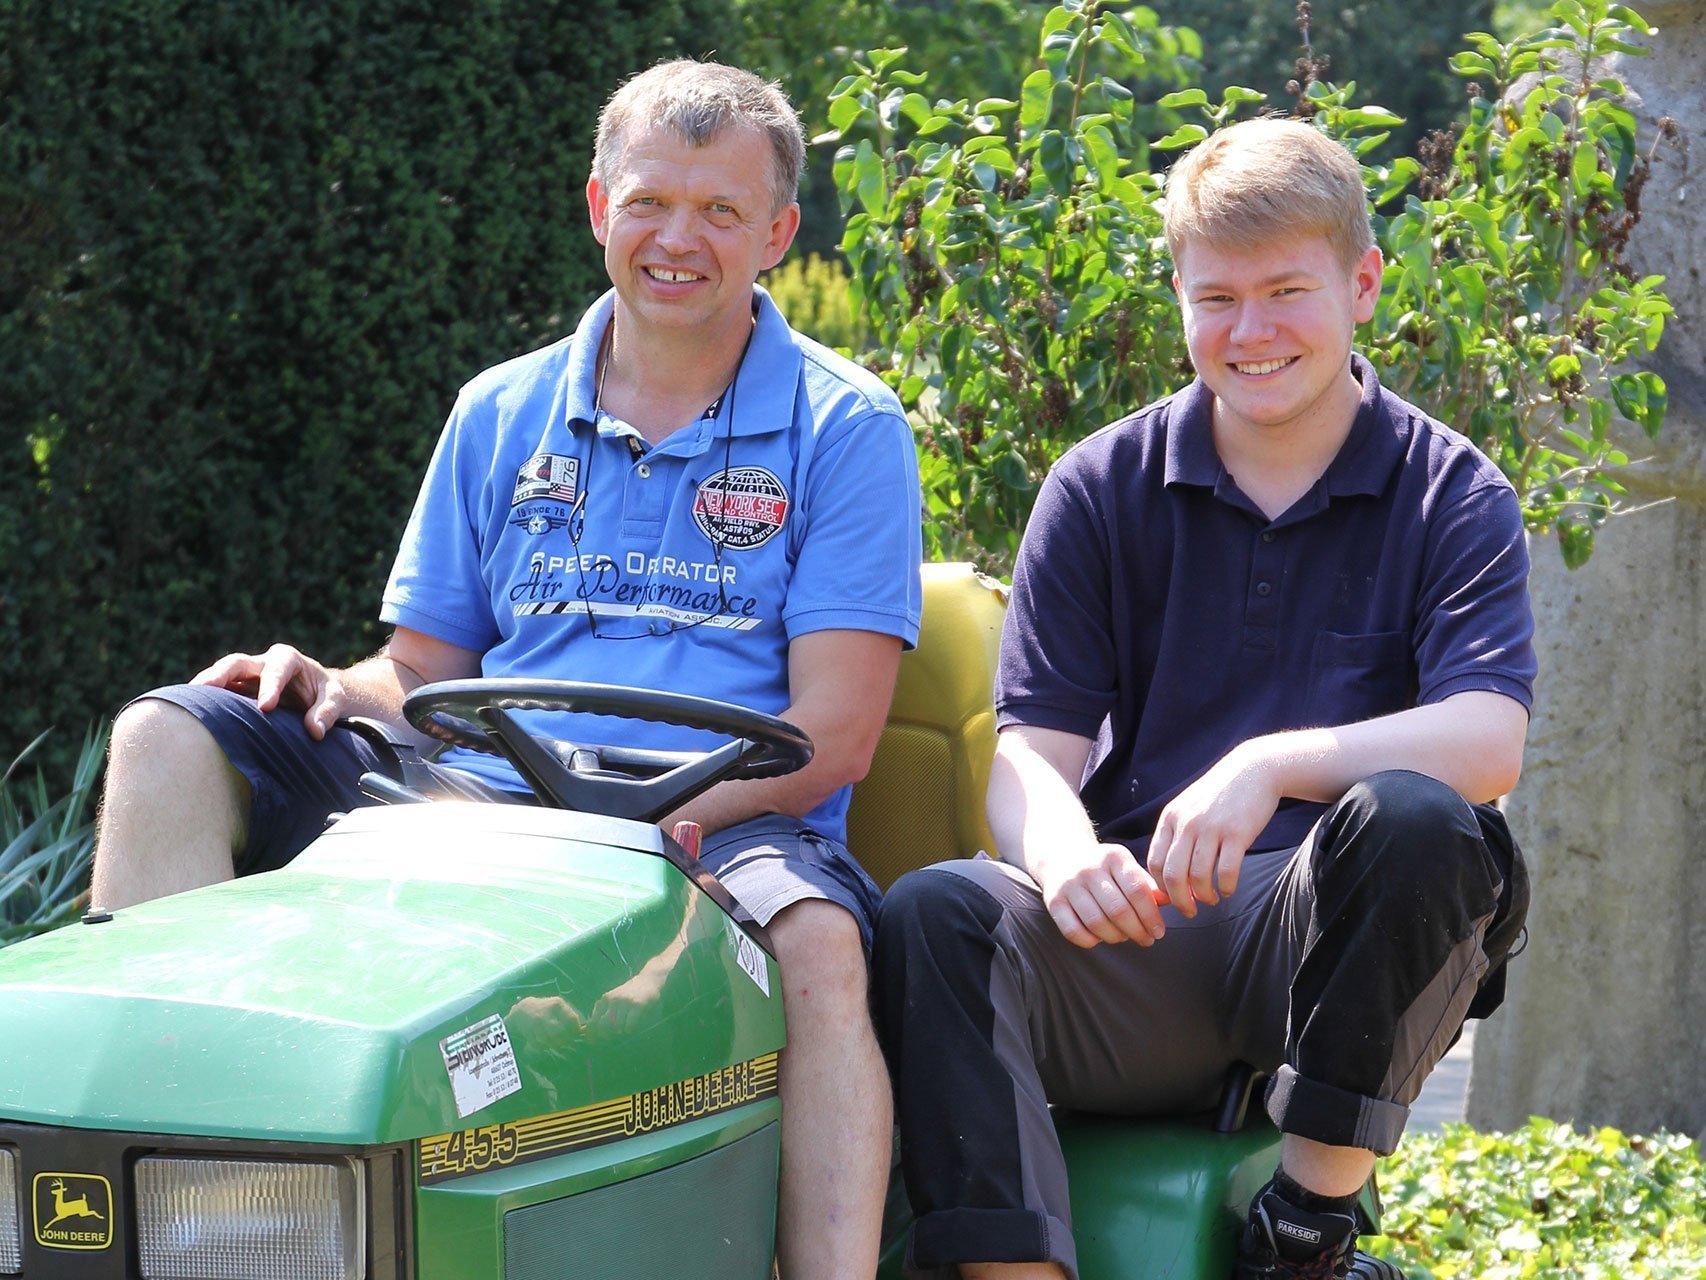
694, 467, 790, 550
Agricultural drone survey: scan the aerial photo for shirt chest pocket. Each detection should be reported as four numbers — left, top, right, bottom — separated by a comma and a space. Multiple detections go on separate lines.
1306, 631, 1414, 723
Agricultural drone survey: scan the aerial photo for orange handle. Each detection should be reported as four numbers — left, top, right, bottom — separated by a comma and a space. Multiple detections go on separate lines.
671, 820, 704, 859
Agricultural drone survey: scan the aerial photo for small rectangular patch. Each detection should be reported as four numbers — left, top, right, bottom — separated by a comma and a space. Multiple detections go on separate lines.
439, 1013, 523, 1119
729, 919, 771, 997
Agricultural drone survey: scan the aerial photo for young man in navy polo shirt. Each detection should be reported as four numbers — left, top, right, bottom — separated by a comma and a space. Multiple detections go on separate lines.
91, 61, 921, 1279
874, 118, 1533, 1279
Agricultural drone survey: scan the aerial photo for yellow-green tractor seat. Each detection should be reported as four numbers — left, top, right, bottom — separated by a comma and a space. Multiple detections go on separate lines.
846, 562, 1007, 890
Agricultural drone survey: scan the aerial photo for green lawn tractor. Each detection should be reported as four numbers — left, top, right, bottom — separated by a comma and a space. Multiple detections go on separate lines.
0, 564, 1323, 1280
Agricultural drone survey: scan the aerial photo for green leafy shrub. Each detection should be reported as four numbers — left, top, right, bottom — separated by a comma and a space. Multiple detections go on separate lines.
1369, 1120, 1706, 1278
0, 0, 732, 790
1144, 0, 1493, 156
1, 726, 106, 945
1363, 0, 1675, 567
827, 0, 1672, 573
735, 0, 1058, 258
740, 0, 1512, 256
830, 6, 1203, 568
764, 253, 870, 353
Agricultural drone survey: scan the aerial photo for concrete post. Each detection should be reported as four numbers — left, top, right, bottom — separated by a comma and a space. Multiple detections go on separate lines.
1467, 0, 1706, 1137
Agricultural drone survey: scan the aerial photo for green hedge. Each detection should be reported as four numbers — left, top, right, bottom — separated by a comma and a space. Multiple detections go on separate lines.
1372, 1120, 1705, 1277
0, 0, 734, 783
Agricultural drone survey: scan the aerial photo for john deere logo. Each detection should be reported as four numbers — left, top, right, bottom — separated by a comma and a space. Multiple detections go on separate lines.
33, 1172, 113, 1250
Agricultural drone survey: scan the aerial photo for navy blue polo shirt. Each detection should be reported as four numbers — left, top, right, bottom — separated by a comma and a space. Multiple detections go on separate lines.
996, 355, 1536, 856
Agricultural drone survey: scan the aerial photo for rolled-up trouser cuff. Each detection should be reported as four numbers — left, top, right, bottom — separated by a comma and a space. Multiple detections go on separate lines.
1266, 1064, 1408, 1156
909, 1207, 1077, 1278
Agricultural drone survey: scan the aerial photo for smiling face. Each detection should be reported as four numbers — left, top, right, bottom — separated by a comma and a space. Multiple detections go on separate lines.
586, 122, 800, 347
1175, 231, 1382, 448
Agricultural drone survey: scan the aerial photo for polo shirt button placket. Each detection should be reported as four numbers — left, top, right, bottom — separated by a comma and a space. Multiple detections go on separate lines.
1244, 523, 1283, 645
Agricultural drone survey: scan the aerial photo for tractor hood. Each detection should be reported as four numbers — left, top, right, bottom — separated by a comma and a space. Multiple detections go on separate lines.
0, 804, 782, 1145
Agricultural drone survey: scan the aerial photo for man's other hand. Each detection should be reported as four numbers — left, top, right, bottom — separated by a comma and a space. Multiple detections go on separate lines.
1034, 839, 1169, 950
193, 645, 346, 740
1146, 744, 1280, 917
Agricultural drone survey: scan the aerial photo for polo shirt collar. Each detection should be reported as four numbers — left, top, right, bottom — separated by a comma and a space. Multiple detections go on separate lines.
1163, 353, 1408, 500
1162, 376, 1220, 488
561, 291, 613, 427
1321, 354, 1408, 498
561, 286, 801, 441
731, 285, 803, 438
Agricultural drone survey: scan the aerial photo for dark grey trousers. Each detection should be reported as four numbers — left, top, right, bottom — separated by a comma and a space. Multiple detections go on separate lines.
873, 770, 1528, 1279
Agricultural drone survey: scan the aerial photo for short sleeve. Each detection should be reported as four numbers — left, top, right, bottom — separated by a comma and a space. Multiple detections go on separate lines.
380, 393, 503, 653
1414, 478, 1536, 709
782, 406, 923, 646
995, 458, 1120, 737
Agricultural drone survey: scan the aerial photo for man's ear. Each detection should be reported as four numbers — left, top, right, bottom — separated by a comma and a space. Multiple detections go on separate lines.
759, 202, 803, 272
1352, 245, 1383, 324
586, 174, 610, 246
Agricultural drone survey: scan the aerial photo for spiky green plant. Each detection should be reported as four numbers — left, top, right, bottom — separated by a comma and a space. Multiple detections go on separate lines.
1, 724, 107, 945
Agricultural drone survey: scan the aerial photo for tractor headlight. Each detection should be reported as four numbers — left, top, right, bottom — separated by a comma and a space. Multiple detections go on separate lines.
0, 1146, 20, 1275
135, 1155, 364, 1280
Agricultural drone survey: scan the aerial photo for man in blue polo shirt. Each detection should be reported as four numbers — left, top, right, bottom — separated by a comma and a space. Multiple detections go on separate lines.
874, 119, 1532, 1279
91, 61, 921, 1278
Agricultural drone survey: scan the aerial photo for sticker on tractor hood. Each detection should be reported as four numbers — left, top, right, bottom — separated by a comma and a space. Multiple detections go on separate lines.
439, 1013, 523, 1119
729, 917, 771, 997
418, 1051, 781, 1184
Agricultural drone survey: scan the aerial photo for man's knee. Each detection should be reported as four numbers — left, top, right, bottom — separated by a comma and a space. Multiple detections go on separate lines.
94, 696, 253, 909
1340, 770, 1475, 838
109, 696, 242, 796
873, 865, 1015, 1037
768, 898, 871, 1017
1320, 770, 1503, 915
878, 864, 1005, 951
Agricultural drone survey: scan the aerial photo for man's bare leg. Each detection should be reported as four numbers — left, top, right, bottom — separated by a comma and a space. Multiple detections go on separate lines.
90, 699, 248, 911
767, 899, 892, 1280
961, 1265, 1066, 1278
1279, 1135, 1377, 1197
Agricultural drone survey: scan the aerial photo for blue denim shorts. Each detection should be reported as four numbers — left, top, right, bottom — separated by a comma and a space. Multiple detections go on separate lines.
698, 814, 883, 953
137, 683, 405, 874
138, 684, 882, 944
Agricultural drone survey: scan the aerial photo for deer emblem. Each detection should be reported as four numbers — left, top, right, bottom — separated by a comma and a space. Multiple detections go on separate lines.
42, 1178, 105, 1230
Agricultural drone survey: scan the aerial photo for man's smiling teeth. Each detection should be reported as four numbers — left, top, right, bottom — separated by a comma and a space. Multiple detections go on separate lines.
646, 267, 702, 282
1234, 357, 1296, 375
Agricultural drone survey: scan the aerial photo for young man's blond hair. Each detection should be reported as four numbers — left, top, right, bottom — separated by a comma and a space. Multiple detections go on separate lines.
1163, 117, 1375, 272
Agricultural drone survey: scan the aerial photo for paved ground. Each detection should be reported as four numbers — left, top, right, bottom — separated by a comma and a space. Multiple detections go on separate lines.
1408, 1021, 1474, 1131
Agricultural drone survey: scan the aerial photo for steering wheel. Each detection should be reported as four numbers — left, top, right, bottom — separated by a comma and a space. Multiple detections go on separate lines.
401, 679, 814, 823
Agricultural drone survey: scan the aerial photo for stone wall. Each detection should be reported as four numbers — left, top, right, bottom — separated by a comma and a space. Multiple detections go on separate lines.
1468, 0, 1706, 1137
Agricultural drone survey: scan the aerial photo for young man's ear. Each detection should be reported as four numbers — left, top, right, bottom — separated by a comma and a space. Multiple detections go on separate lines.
1352, 245, 1384, 324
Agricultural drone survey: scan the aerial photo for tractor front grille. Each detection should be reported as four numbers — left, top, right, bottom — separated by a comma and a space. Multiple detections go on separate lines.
503, 1121, 780, 1280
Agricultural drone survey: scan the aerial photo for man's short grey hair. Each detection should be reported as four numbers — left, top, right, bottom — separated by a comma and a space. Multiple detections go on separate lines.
594, 60, 806, 215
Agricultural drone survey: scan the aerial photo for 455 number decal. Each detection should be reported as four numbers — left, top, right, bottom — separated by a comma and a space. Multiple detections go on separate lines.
440, 1124, 520, 1176
419, 1052, 779, 1184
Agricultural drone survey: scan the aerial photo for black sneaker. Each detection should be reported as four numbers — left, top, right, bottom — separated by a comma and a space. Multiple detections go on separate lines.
1233, 1185, 1407, 1279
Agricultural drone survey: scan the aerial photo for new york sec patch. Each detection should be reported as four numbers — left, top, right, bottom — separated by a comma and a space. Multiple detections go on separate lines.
694, 467, 789, 550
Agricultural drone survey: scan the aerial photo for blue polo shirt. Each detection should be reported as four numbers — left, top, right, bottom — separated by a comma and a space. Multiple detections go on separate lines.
996, 355, 1536, 856
382, 287, 923, 843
